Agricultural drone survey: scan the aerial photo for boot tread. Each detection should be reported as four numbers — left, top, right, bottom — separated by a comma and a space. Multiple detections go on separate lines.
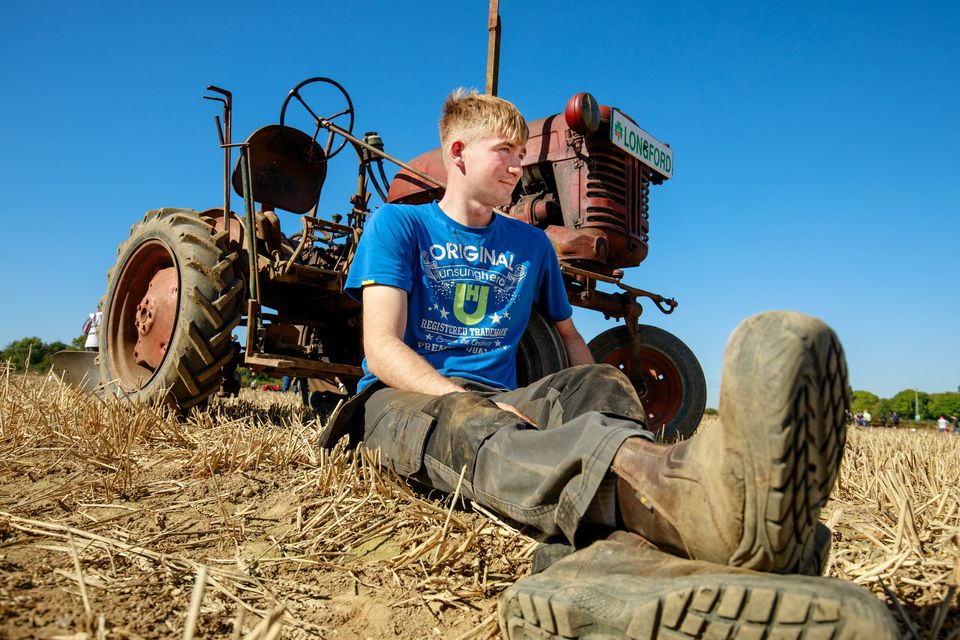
500, 570, 892, 639
740, 321, 848, 573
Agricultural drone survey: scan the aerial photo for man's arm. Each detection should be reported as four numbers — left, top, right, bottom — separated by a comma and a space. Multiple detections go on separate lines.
363, 284, 537, 424
554, 317, 595, 366
362, 284, 466, 395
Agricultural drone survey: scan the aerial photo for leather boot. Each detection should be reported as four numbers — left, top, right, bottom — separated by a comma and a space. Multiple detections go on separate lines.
499, 530, 896, 640
611, 311, 848, 573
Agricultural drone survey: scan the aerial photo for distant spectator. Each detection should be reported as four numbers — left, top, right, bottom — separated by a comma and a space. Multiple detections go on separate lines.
952, 415, 959, 434
82, 306, 102, 352
855, 411, 863, 427
282, 375, 293, 392
879, 413, 887, 428
863, 410, 872, 428
891, 411, 900, 427
938, 415, 949, 433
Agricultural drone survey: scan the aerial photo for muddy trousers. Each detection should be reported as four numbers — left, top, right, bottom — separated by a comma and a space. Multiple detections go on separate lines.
360, 364, 654, 544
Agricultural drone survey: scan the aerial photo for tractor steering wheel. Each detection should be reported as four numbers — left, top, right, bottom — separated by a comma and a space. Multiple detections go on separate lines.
280, 77, 355, 162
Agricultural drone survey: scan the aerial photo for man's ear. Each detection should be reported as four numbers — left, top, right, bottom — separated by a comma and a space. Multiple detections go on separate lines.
448, 140, 467, 173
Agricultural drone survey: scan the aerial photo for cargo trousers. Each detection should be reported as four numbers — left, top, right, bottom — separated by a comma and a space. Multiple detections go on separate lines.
354, 364, 654, 544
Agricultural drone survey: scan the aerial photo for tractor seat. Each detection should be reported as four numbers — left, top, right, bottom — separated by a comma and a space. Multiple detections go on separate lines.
231, 125, 327, 214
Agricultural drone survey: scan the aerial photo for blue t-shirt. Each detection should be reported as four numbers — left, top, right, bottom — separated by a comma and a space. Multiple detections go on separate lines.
345, 201, 572, 392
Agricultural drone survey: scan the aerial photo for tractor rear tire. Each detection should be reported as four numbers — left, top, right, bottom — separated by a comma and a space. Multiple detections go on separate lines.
99, 208, 244, 411
589, 325, 706, 441
515, 309, 569, 387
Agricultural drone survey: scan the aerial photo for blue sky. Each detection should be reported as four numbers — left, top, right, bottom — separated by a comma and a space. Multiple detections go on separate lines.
1, 1, 957, 407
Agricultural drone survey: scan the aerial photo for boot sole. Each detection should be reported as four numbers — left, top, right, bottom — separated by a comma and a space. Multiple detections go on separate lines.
721, 311, 848, 573
499, 570, 893, 639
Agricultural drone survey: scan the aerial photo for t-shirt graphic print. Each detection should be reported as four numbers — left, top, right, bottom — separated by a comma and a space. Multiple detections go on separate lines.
346, 201, 572, 391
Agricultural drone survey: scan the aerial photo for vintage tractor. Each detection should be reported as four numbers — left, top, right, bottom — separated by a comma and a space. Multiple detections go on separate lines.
81, 71, 706, 441
64, 4, 706, 440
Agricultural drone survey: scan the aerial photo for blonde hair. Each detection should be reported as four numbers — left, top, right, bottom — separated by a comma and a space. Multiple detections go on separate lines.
439, 88, 528, 151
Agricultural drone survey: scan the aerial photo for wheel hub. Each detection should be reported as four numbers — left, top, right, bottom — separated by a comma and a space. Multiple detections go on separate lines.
589, 325, 706, 441
630, 352, 682, 428
132, 266, 178, 369
606, 346, 683, 433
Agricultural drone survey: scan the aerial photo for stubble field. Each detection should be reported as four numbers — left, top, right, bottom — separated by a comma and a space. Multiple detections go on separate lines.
1, 369, 958, 639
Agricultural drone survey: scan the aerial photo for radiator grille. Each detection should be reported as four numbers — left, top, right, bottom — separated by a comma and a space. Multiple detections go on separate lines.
584, 144, 650, 241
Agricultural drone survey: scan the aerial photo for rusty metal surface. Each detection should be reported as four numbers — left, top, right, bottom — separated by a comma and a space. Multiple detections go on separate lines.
243, 353, 363, 380
263, 323, 301, 354
105, 239, 178, 392
134, 266, 178, 369
486, 0, 500, 96
203, 85, 233, 222
279, 77, 355, 161
200, 209, 245, 251
543, 225, 609, 265
562, 263, 677, 317
571, 291, 631, 321
596, 335, 683, 433
50, 350, 101, 391
266, 262, 345, 290
287, 215, 357, 270
580, 148, 650, 269
505, 192, 559, 226
387, 148, 447, 204
524, 114, 577, 166
230, 125, 327, 214
545, 111, 651, 271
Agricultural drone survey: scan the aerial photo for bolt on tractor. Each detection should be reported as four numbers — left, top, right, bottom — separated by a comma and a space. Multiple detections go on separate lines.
58, 8, 706, 441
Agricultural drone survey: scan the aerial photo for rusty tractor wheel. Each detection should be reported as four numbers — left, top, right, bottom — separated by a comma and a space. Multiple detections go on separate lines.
99, 208, 244, 411
589, 325, 706, 441
515, 309, 569, 387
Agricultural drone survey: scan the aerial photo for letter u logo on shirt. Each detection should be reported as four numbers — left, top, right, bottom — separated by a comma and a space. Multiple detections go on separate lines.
453, 283, 489, 325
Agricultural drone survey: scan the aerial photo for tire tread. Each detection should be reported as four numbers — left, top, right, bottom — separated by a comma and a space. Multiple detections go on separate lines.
100, 208, 243, 411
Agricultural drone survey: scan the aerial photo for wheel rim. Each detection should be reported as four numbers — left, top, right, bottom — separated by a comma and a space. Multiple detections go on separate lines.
106, 240, 179, 391
601, 344, 683, 433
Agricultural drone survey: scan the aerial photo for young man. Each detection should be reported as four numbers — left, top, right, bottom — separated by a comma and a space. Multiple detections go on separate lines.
328, 90, 895, 638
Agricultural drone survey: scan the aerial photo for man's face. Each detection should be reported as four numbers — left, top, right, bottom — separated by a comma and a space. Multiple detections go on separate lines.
457, 135, 526, 208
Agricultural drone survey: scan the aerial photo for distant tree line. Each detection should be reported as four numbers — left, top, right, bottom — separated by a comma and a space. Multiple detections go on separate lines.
0, 336, 85, 373
852, 389, 960, 420
0, 336, 277, 385
3, 337, 959, 418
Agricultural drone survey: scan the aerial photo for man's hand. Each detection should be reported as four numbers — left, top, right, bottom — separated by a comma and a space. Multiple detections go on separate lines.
495, 401, 538, 428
